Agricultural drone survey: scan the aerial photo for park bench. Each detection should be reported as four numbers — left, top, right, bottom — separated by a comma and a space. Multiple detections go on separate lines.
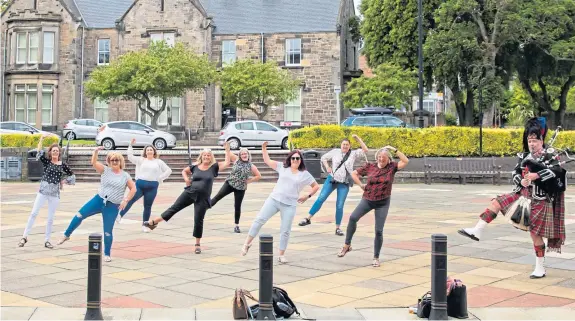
424, 156, 502, 185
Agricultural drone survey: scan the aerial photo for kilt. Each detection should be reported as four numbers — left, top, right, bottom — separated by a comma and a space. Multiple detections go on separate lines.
495, 187, 566, 253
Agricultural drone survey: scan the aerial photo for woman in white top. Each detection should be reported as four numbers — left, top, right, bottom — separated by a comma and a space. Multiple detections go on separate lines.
298, 135, 368, 236
241, 142, 320, 263
117, 139, 172, 232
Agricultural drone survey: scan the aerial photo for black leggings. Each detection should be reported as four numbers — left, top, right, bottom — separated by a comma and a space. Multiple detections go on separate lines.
161, 190, 209, 238
210, 181, 246, 224
345, 198, 391, 259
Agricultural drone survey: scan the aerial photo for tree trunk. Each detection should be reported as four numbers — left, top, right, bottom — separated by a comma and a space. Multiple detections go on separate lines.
464, 88, 475, 126
148, 97, 168, 128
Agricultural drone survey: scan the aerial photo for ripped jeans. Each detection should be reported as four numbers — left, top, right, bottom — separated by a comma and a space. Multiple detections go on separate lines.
64, 194, 118, 256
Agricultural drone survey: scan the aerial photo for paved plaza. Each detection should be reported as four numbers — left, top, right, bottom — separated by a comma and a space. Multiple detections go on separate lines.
1, 181, 574, 319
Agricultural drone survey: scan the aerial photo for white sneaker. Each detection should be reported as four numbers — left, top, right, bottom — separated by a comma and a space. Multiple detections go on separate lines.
530, 257, 546, 279
142, 225, 151, 233
104, 256, 112, 262
116, 214, 122, 224
278, 256, 288, 264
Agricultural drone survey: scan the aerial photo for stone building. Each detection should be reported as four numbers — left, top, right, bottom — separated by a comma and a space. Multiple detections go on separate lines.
1, 0, 361, 133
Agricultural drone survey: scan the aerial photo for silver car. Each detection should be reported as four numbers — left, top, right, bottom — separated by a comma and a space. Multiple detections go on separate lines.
96, 121, 177, 150
0, 121, 60, 139
218, 120, 289, 150
63, 119, 103, 140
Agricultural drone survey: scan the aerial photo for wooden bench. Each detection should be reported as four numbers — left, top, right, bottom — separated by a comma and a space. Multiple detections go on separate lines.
424, 157, 502, 185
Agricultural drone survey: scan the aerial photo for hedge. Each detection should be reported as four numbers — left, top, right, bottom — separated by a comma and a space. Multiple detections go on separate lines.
288, 125, 575, 157
0, 133, 59, 148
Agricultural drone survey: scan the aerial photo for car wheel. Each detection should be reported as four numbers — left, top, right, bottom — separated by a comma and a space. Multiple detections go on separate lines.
102, 138, 115, 150
228, 138, 240, 150
66, 132, 76, 140
154, 138, 167, 150
281, 137, 289, 150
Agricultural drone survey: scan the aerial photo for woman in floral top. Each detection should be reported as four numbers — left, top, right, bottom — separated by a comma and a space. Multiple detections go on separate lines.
210, 148, 262, 233
337, 145, 409, 267
18, 134, 75, 249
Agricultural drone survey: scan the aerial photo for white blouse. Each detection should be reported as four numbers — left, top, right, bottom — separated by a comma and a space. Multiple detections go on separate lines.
127, 145, 172, 183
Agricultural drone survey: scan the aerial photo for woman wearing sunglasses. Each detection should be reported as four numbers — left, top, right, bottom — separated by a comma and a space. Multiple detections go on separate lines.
145, 143, 232, 254
241, 142, 320, 263
58, 147, 137, 262
337, 146, 409, 267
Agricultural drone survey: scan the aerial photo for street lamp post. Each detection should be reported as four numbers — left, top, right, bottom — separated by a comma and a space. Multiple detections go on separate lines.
417, 0, 424, 128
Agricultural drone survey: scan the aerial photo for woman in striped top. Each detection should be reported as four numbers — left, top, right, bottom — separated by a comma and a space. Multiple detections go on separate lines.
58, 147, 137, 262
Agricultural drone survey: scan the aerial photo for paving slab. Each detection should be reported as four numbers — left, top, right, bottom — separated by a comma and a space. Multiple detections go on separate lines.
140, 308, 195, 320
0, 307, 37, 320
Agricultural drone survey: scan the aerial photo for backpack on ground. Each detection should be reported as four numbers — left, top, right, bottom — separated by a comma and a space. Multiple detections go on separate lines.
272, 286, 300, 318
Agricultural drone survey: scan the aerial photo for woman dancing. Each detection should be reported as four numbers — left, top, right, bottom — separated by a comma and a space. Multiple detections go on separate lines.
58, 147, 136, 262
458, 117, 566, 278
116, 139, 172, 232
298, 135, 368, 236
337, 146, 409, 267
210, 148, 262, 233
146, 143, 231, 254
18, 134, 75, 249
241, 142, 320, 264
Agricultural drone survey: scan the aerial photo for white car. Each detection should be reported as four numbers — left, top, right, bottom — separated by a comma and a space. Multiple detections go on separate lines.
0, 121, 60, 139
96, 121, 177, 150
218, 120, 289, 150
63, 119, 103, 140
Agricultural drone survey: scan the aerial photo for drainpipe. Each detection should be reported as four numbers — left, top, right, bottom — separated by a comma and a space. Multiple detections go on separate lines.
260, 32, 264, 63
2, 29, 8, 121
79, 26, 85, 118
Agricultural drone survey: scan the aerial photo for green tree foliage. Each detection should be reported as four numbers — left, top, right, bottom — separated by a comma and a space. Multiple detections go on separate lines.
341, 63, 417, 109
1, 0, 9, 13
85, 42, 216, 128
220, 60, 300, 120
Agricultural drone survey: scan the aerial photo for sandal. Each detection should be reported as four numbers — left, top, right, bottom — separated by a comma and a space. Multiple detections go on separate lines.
372, 258, 381, 267
278, 256, 288, 264
298, 218, 311, 226
44, 241, 54, 249
18, 237, 27, 247
104, 256, 112, 262
335, 228, 344, 236
337, 245, 352, 257
145, 220, 158, 231
241, 243, 252, 256
57, 236, 70, 245
195, 244, 201, 254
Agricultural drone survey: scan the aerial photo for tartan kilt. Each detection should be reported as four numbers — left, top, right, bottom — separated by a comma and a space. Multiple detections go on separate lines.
495, 188, 566, 253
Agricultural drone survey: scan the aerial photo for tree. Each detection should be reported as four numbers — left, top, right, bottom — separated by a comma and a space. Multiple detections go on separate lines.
1, 0, 9, 13
85, 41, 217, 128
340, 63, 417, 108
220, 60, 300, 120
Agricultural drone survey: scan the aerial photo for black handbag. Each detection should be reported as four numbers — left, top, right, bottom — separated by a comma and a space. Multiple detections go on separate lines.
447, 285, 469, 319
417, 291, 431, 318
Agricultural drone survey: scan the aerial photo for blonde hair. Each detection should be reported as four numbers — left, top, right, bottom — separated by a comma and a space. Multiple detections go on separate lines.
194, 149, 216, 166
238, 148, 251, 162
375, 148, 393, 161
106, 152, 126, 169
141, 145, 159, 159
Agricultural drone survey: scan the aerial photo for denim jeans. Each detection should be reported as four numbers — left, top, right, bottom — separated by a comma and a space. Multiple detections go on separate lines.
119, 179, 159, 223
308, 174, 349, 225
64, 194, 118, 256
248, 197, 297, 251
23, 193, 60, 242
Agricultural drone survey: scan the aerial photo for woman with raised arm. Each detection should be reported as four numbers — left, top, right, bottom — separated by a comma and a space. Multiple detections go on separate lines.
298, 134, 368, 236
18, 134, 75, 249
241, 142, 320, 264
337, 146, 409, 267
210, 148, 262, 233
146, 143, 232, 254
116, 139, 172, 232
58, 147, 136, 262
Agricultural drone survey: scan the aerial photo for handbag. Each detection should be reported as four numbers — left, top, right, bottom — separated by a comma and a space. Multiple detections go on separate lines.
232, 288, 257, 320
417, 291, 431, 318
447, 285, 469, 319
505, 196, 531, 231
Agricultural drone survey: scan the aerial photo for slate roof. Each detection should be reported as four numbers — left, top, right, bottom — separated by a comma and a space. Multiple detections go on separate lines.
70, 0, 341, 33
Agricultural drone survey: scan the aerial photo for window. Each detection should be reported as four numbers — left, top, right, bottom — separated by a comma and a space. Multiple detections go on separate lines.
423, 100, 436, 113
366, 116, 384, 126
41, 85, 53, 125
285, 38, 302, 66
150, 32, 175, 47
235, 122, 254, 130
256, 122, 276, 131
43, 32, 55, 64
284, 89, 302, 122
130, 123, 151, 131
384, 116, 404, 127
14, 85, 37, 123
98, 39, 110, 65
28, 32, 39, 63
16, 33, 27, 63
138, 97, 181, 126
222, 40, 236, 65
94, 99, 108, 122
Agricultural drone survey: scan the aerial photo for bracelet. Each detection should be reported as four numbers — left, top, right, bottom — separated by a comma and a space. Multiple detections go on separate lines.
308, 194, 312, 198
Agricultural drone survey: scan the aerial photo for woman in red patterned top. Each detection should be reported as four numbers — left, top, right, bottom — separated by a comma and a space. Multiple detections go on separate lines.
337, 145, 409, 267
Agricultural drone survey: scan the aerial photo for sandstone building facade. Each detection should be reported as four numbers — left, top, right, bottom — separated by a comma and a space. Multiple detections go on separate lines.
1, 0, 361, 133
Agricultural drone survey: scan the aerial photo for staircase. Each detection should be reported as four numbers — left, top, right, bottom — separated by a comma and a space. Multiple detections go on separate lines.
67, 149, 292, 183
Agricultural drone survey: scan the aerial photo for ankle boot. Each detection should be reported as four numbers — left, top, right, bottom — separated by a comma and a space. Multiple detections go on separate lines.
458, 220, 487, 241
530, 256, 546, 279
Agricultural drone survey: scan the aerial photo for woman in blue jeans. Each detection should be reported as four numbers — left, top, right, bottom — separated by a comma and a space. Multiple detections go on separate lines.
117, 139, 172, 232
58, 147, 136, 262
241, 142, 320, 264
298, 134, 368, 235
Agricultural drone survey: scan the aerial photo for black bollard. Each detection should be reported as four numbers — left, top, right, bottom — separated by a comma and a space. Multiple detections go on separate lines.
429, 234, 448, 320
84, 233, 104, 321
257, 234, 275, 320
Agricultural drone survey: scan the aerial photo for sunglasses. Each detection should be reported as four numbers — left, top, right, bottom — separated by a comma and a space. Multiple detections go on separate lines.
291, 157, 301, 161
110, 159, 120, 163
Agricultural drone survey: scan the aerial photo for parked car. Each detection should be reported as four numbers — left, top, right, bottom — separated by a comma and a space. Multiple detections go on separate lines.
96, 121, 177, 150
341, 115, 417, 128
349, 107, 395, 115
218, 120, 289, 150
0, 121, 61, 138
63, 119, 103, 140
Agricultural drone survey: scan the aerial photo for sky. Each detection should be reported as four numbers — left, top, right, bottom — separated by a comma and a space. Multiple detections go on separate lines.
355, 0, 362, 15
